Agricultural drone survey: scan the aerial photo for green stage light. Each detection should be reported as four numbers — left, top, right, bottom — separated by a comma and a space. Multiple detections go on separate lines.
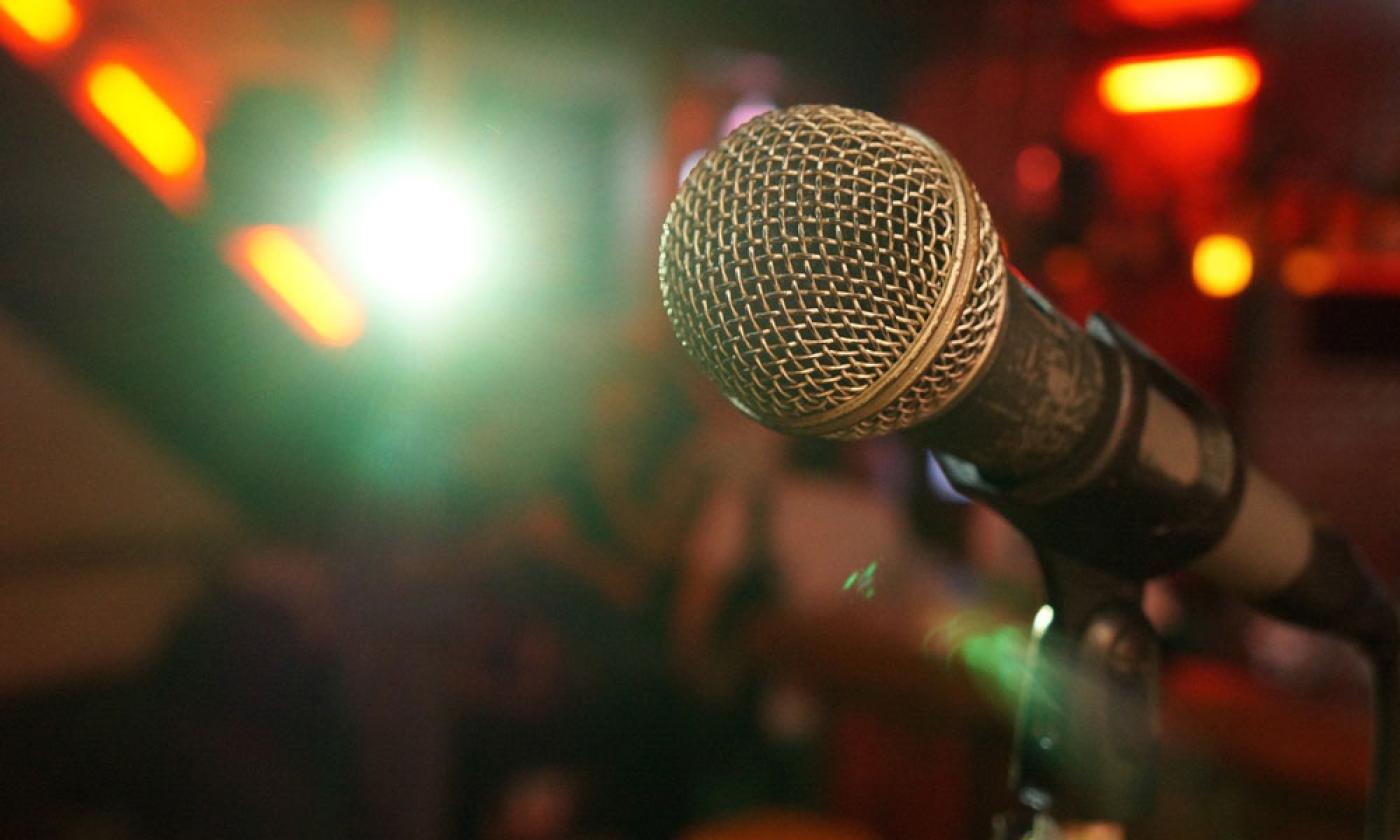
323, 156, 494, 325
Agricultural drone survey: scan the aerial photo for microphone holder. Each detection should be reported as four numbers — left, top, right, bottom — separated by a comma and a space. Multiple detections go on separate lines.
992, 548, 1161, 839
944, 314, 1398, 839
937, 316, 1191, 837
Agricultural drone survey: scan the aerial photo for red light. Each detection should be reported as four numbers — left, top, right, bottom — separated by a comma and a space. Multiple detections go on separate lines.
1099, 50, 1260, 114
1108, 0, 1251, 27
1043, 247, 1092, 295
1015, 144, 1062, 194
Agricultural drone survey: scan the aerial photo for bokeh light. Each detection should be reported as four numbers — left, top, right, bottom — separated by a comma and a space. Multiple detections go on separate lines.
1192, 233, 1253, 298
1281, 247, 1337, 298
1015, 144, 1062, 194
323, 156, 495, 325
83, 61, 202, 179
0, 0, 79, 49
226, 225, 365, 348
1107, 0, 1251, 28
1098, 50, 1261, 114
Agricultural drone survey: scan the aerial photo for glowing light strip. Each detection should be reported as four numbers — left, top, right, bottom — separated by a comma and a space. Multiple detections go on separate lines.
227, 226, 365, 348
1098, 50, 1260, 114
0, 0, 79, 48
1107, 0, 1250, 27
83, 61, 201, 179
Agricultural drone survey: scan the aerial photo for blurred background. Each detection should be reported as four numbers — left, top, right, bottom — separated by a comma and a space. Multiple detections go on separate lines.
0, 0, 1398, 837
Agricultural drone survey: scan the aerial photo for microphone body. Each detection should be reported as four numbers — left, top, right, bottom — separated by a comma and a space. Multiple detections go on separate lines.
932, 274, 1392, 647
659, 105, 1395, 649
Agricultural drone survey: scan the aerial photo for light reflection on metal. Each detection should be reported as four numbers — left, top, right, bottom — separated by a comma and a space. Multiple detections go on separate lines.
1032, 604, 1055, 637
925, 451, 971, 504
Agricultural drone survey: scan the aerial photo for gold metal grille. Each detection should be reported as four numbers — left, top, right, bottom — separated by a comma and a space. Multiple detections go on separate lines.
659, 104, 1008, 439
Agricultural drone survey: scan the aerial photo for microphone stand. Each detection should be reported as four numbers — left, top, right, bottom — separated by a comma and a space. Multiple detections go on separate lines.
946, 311, 1400, 839
990, 553, 1400, 840
992, 549, 1160, 840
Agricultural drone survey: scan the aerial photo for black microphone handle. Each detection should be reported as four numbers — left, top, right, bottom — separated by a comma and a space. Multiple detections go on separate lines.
925, 275, 1396, 648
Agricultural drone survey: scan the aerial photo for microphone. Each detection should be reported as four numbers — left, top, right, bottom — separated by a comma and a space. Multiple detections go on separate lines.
659, 104, 1395, 650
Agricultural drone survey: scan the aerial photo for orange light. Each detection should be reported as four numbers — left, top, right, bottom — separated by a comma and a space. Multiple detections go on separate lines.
1107, 0, 1250, 27
1192, 234, 1252, 298
1098, 50, 1260, 114
226, 226, 365, 348
83, 61, 202, 179
0, 0, 79, 48
1280, 247, 1336, 298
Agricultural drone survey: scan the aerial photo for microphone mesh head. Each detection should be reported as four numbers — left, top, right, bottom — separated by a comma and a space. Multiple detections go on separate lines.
659, 104, 1008, 440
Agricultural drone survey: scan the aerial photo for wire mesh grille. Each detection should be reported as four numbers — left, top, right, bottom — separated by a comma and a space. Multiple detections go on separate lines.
659, 104, 1007, 438
833, 194, 1007, 440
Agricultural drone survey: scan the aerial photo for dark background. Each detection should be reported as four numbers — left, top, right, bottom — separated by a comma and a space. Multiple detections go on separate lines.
1, 1, 1398, 837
